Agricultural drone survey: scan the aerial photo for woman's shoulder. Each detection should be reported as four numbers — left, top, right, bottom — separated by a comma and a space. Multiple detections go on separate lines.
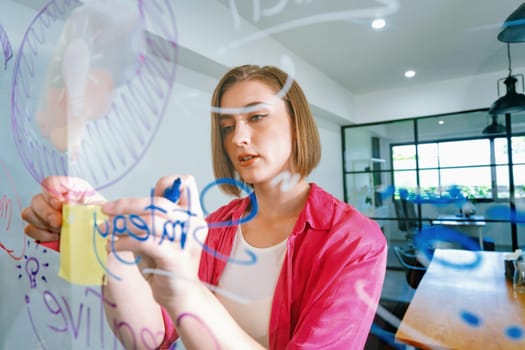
306, 183, 366, 221
306, 183, 385, 240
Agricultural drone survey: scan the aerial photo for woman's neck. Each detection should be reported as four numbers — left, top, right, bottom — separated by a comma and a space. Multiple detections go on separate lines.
240, 179, 310, 248
251, 179, 310, 221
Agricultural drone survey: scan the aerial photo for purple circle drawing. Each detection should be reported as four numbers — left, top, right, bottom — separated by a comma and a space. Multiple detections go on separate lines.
11, 0, 178, 190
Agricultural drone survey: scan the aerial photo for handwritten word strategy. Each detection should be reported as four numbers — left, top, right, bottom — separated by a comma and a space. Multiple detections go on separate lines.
93, 177, 259, 282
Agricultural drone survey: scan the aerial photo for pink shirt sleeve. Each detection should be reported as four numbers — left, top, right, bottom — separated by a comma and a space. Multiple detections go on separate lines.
158, 307, 178, 349
286, 238, 387, 349
40, 240, 60, 252
271, 205, 388, 350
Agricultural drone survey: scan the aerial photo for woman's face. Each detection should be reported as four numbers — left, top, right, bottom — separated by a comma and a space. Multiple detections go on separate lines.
218, 80, 294, 187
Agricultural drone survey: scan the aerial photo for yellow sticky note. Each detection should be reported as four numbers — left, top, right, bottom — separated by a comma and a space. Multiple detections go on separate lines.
59, 204, 108, 285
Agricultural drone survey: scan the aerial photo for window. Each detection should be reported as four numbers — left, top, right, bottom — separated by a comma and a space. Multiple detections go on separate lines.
392, 139, 494, 200
390, 136, 525, 201
341, 109, 525, 250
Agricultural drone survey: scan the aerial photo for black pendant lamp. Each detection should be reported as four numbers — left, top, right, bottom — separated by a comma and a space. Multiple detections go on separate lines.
498, 3, 525, 43
488, 43, 525, 116
482, 115, 505, 134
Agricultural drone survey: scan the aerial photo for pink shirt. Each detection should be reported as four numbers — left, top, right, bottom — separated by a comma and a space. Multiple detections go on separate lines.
161, 183, 387, 349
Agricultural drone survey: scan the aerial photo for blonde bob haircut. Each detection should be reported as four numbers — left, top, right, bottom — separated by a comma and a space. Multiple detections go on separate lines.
211, 64, 321, 197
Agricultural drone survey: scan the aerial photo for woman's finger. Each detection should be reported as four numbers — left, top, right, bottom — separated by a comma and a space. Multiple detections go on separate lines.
154, 175, 183, 198
102, 196, 179, 219
24, 224, 60, 242
108, 234, 180, 273
21, 195, 62, 231
41, 176, 104, 205
183, 215, 209, 254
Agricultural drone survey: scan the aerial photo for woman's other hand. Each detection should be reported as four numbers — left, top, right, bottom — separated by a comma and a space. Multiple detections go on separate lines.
103, 175, 208, 309
21, 176, 104, 243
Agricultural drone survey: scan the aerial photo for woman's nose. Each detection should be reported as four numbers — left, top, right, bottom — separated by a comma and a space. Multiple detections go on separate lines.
231, 122, 250, 146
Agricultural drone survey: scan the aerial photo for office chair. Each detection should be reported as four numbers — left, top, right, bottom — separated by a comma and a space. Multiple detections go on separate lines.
393, 199, 418, 241
393, 246, 427, 289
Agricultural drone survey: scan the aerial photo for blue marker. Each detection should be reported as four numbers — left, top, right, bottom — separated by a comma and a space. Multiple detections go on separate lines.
163, 177, 181, 203
163, 177, 186, 248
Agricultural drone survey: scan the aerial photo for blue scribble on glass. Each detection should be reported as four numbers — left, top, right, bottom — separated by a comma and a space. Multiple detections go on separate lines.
196, 178, 258, 266
459, 310, 524, 341
398, 184, 467, 207
414, 226, 482, 269
460, 310, 482, 327
486, 205, 525, 225
200, 178, 258, 226
505, 325, 524, 340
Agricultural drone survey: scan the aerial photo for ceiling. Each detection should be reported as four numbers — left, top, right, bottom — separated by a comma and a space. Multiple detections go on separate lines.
9, 0, 525, 96
215, 0, 525, 95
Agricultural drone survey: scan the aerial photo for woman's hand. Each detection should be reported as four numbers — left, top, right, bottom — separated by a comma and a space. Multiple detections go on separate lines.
21, 176, 104, 243
103, 175, 208, 310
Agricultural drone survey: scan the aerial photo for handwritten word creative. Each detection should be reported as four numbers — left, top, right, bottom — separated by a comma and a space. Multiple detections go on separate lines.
16, 238, 160, 348
29, 286, 162, 349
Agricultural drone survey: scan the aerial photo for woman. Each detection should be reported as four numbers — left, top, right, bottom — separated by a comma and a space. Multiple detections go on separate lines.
22, 65, 387, 349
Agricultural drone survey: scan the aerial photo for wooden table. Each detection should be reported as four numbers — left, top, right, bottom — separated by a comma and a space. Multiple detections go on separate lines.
431, 215, 486, 248
395, 249, 525, 349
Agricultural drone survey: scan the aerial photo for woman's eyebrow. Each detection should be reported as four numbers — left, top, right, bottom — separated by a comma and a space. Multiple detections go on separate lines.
218, 114, 233, 122
214, 101, 271, 116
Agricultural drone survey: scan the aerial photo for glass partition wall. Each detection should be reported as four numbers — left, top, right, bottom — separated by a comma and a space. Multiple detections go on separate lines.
342, 108, 525, 251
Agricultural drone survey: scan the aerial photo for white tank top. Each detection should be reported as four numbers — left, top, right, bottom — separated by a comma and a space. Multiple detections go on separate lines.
216, 226, 287, 348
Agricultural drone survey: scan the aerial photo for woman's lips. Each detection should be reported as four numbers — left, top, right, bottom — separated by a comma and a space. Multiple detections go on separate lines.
238, 154, 259, 167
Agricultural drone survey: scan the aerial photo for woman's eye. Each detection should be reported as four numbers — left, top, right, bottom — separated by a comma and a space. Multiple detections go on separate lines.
220, 125, 234, 134
250, 114, 267, 122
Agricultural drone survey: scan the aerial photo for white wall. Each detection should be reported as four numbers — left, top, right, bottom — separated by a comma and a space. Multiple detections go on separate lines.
354, 68, 524, 123
169, 0, 357, 125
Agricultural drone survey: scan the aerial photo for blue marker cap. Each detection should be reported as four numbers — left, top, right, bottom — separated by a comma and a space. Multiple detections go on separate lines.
163, 177, 181, 203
